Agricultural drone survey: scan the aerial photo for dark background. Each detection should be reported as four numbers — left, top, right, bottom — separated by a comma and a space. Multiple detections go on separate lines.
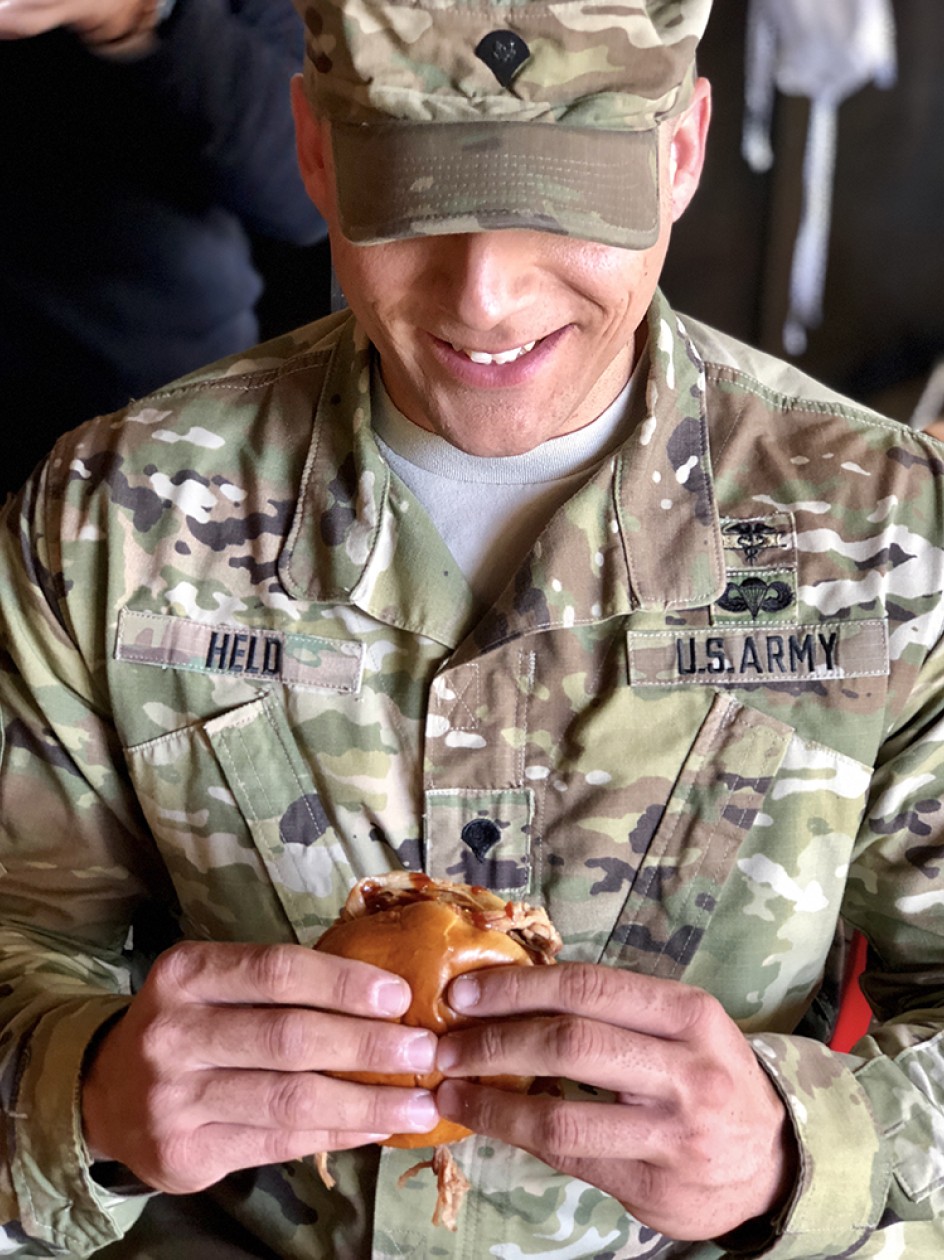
660, 0, 944, 423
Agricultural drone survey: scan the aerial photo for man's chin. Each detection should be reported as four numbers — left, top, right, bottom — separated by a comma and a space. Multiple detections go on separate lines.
429, 407, 576, 457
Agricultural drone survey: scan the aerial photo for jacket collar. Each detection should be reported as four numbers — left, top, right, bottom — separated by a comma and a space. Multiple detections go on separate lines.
617, 288, 726, 613
279, 318, 473, 647
280, 291, 725, 648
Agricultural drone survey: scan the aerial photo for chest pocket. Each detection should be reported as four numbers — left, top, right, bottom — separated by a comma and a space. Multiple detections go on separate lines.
597, 691, 793, 978
124, 692, 383, 944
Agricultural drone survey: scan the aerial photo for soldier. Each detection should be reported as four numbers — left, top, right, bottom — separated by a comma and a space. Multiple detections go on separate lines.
1, 0, 943, 1256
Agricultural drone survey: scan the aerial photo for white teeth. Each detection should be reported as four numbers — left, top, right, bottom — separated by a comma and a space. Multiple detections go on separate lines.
453, 340, 537, 365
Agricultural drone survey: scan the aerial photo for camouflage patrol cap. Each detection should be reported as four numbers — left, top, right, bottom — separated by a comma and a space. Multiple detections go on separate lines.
293, 0, 712, 248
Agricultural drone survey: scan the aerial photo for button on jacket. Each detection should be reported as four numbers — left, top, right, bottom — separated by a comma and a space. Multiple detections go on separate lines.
1, 291, 944, 1257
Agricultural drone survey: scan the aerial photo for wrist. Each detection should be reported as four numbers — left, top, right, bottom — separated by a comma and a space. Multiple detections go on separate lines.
80, 1010, 128, 1163
715, 1106, 800, 1255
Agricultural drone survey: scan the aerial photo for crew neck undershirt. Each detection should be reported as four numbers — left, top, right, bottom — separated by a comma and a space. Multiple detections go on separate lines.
371, 362, 641, 606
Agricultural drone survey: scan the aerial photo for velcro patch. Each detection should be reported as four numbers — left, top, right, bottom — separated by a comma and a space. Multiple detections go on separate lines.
115, 609, 363, 693
721, 513, 794, 569
714, 571, 795, 621
627, 619, 888, 687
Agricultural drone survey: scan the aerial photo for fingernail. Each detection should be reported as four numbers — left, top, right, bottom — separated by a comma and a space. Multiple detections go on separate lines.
436, 1080, 462, 1116
403, 1030, 437, 1072
436, 1038, 459, 1071
449, 974, 480, 1011
405, 1092, 438, 1131
438, 1078, 461, 1108
375, 978, 410, 1016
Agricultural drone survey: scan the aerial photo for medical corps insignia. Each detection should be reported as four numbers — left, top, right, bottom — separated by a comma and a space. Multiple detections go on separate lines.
721, 514, 793, 569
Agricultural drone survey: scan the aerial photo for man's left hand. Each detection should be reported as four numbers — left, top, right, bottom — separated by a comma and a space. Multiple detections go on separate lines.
435, 962, 797, 1242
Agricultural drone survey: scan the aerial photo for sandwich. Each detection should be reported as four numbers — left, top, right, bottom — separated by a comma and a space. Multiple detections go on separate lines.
313, 872, 562, 1227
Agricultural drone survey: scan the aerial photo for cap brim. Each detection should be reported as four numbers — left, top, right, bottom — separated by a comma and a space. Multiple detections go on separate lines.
330, 120, 661, 249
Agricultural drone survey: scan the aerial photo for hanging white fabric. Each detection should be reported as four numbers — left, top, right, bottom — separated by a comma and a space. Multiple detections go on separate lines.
743, 0, 897, 354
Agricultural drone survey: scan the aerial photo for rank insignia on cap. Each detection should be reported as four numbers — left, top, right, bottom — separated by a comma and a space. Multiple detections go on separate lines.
475, 29, 530, 87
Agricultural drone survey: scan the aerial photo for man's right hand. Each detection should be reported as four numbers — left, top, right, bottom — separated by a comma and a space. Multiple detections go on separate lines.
81, 940, 440, 1193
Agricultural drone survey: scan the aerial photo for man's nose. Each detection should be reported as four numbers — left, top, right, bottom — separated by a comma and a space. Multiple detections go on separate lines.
438, 232, 533, 332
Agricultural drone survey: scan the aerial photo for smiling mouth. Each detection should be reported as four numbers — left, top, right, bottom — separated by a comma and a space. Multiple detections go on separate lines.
449, 339, 539, 366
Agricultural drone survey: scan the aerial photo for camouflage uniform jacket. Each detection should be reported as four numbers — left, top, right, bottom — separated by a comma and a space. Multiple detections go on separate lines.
2, 290, 944, 1259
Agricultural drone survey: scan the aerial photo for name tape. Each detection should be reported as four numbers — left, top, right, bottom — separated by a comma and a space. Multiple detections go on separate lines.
115, 608, 363, 693
627, 619, 888, 687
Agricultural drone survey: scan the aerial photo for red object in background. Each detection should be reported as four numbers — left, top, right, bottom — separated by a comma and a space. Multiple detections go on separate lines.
830, 931, 872, 1052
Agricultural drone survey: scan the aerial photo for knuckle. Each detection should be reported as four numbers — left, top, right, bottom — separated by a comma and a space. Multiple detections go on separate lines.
137, 1012, 182, 1069
323, 956, 360, 1014
536, 1100, 583, 1157
146, 1077, 189, 1123
550, 1016, 602, 1068
476, 1019, 509, 1064
674, 983, 721, 1033
364, 1089, 402, 1133
557, 963, 614, 1011
267, 1073, 317, 1129
311, 947, 388, 1018
632, 1160, 672, 1213
355, 1022, 392, 1071
494, 963, 529, 1005
251, 944, 300, 1001
150, 1128, 205, 1193
263, 1009, 311, 1067
147, 941, 201, 999
323, 1080, 392, 1136
257, 1127, 297, 1166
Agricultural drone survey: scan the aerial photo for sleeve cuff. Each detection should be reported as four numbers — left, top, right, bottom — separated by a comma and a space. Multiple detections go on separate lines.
11, 996, 151, 1253
742, 1034, 890, 1258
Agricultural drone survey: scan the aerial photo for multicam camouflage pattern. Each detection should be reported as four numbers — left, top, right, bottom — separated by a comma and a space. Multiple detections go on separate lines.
297, 0, 709, 127
295, 0, 711, 245
2, 290, 944, 1256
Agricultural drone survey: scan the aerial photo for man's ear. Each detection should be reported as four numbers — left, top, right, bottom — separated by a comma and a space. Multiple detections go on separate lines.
666, 76, 712, 224
291, 75, 331, 217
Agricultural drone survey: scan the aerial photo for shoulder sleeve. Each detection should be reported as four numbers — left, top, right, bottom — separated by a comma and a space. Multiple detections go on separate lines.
746, 623, 944, 1257
0, 461, 164, 1254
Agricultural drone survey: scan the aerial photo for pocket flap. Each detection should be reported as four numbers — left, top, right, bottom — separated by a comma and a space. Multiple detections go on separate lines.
206, 695, 363, 942
600, 693, 794, 978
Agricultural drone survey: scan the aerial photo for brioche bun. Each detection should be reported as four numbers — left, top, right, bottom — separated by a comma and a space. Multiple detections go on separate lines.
314, 873, 561, 1149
